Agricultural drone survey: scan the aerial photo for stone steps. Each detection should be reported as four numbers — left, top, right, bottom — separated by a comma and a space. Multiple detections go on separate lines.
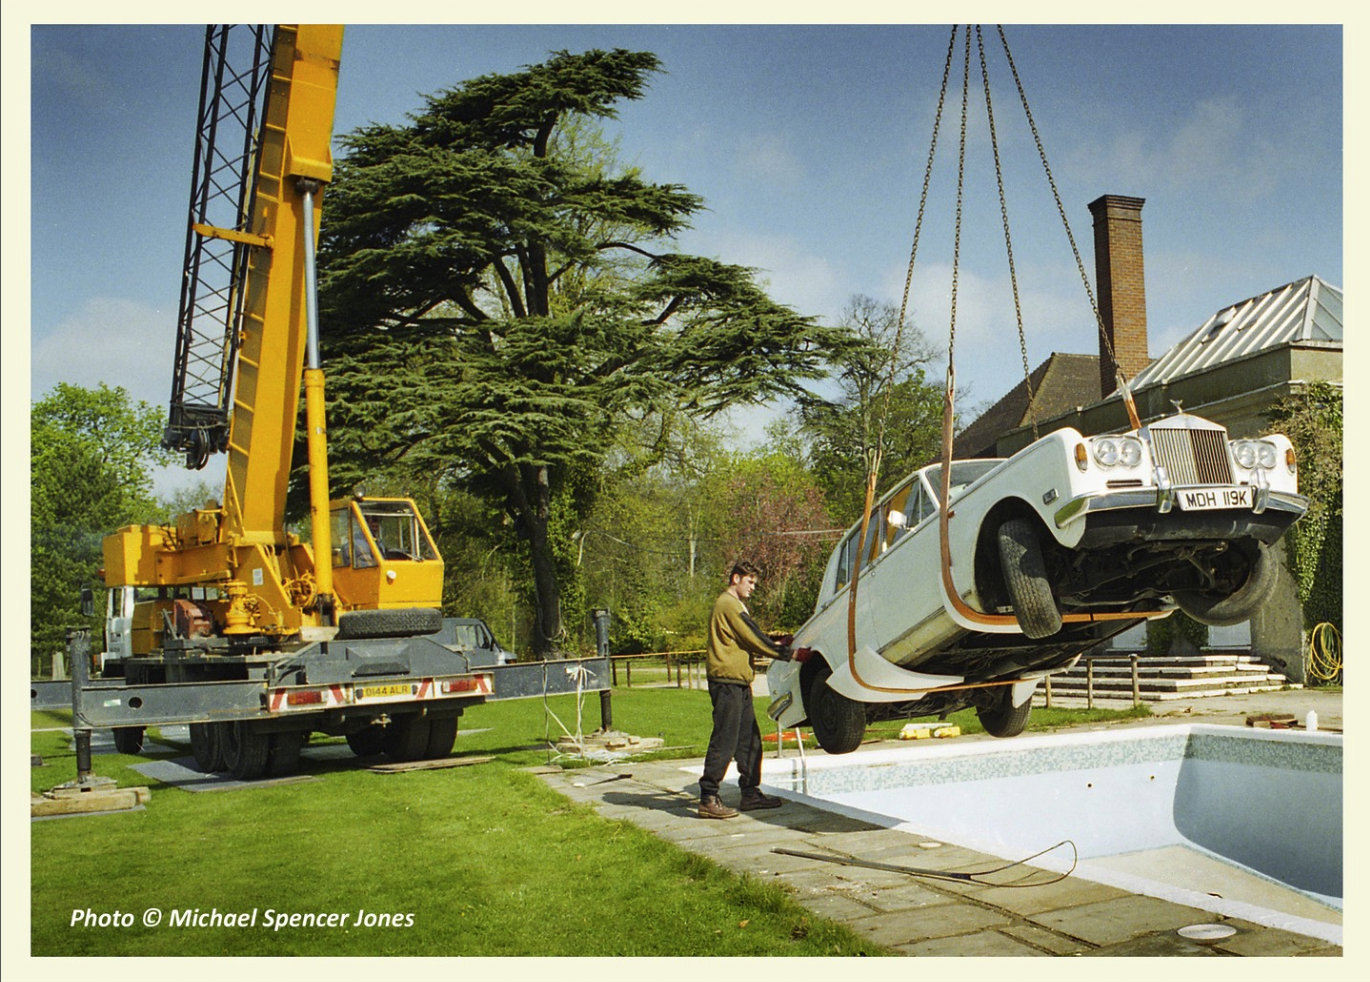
1041, 653, 1299, 702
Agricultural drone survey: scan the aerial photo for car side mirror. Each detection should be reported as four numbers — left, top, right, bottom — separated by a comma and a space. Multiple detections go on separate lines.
887, 510, 908, 530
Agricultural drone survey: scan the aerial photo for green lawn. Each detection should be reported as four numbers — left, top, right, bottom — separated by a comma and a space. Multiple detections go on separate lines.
30, 687, 1149, 956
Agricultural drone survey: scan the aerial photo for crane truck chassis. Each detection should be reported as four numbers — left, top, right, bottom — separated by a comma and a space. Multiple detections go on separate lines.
35, 25, 612, 781
43, 606, 611, 779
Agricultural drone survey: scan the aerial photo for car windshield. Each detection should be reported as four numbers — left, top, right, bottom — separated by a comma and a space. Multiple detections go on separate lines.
924, 459, 1003, 505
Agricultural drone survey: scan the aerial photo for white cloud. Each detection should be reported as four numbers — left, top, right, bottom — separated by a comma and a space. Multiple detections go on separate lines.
31, 296, 175, 410
687, 225, 844, 320
1067, 96, 1306, 204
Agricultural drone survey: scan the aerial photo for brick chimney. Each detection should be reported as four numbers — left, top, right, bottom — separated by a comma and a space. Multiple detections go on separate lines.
1088, 194, 1150, 395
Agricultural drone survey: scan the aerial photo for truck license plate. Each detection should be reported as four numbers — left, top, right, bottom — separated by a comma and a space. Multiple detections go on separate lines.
355, 682, 415, 700
1178, 487, 1251, 511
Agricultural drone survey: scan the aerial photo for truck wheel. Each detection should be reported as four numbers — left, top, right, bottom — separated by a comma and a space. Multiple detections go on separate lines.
998, 518, 1063, 639
807, 664, 866, 754
266, 731, 304, 776
190, 722, 224, 772
1175, 541, 1277, 627
383, 717, 432, 761
976, 689, 1032, 738
336, 607, 443, 640
426, 717, 459, 758
112, 726, 145, 755
220, 721, 270, 780
346, 726, 387, 757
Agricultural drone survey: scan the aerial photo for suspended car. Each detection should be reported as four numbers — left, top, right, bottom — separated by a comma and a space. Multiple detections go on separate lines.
766, 412, 1307, 753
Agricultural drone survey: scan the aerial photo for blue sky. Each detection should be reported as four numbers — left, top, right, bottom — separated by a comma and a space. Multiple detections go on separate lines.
14, 17, 1346, 496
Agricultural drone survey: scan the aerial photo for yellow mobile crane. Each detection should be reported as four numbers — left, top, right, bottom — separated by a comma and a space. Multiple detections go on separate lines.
68, 25, 609, 779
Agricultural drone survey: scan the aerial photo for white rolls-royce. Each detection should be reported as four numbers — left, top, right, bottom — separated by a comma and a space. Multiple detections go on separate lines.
766, 412, 1308, 753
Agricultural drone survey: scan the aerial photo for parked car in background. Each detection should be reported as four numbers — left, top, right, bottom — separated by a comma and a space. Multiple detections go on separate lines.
767, 412, 1307, 753
435, 617, 515, 666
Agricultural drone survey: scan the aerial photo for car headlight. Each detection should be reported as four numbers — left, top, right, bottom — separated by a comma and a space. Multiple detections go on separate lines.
1233, 440, 1278, 470
1091, 436, 1143, 468
1119, 438, 1143, 467
1093, 438, 1120, 467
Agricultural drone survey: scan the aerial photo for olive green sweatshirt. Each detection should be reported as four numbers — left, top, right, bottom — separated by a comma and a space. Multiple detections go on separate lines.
706, 591, 783, 684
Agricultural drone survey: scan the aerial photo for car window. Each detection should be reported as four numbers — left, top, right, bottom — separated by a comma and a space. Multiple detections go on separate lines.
924, 459, 1003, 506
862, 505, 885, 567
885, 481, 914, 548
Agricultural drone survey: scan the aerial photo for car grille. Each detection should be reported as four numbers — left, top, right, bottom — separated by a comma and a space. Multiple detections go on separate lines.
1149, 426, 1233, 485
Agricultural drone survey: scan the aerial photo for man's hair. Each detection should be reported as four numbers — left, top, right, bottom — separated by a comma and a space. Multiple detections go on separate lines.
729, 560, 761, 582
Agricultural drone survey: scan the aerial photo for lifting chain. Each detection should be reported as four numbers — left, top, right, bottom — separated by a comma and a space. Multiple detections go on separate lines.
995, 26, 1141, 429
847, 24, 1147, 693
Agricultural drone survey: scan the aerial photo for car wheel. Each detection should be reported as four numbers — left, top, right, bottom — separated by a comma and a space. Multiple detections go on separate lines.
346, 726, 387, 757
425, 716, 459, 758
335, 607, 443, 640
976, 689, 1032, 738
382, 716, 432, 761
998, 517, 1063, 639
807, 664, 866, 755
190, 722, 224, 772
112, 726, 145, 755
266, 731, 304, 776
219, 721, 270, 780
1175, 540, 1277, 627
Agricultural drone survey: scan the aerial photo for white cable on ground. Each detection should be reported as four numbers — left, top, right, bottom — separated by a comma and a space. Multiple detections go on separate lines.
541, 663, 635, 765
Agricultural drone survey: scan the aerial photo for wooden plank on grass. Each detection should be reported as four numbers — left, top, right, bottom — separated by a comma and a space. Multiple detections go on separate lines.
31, 787, 150, 817
368, 755, 496, 774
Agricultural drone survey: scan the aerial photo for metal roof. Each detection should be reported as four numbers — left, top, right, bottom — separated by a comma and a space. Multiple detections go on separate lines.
1131, 274, 1343, 388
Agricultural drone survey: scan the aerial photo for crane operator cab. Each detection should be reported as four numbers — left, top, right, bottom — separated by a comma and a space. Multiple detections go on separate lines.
329, 497, 443, 611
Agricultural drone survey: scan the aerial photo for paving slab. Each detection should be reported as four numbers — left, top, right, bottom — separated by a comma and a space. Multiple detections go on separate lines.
896, 929, 1050, 957
999, 921, 1094, 955
845, 901, 1013, 947
1026, 894, 1214, 947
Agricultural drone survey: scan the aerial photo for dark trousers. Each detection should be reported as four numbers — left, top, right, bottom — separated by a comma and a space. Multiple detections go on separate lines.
700, 679, 762, 800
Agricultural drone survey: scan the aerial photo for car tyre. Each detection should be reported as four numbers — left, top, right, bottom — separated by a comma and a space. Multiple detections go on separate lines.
807, 663, 866, 755
976, 690, 1032, 738
219, 721, 270, 780
425, 716, 459, 758
1175, 540, 1277, 627
112, 726, 145, 755
346, 726, 387, 757
335, 607, 443, 640
190, 722, 224, 772
382, 716, 432, 761
266, 731, 304, 776
998, 517, 1063, 639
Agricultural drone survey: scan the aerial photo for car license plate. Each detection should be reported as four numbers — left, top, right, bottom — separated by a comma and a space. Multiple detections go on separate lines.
355, 682, 415, 700
1177, 487, 1251, 511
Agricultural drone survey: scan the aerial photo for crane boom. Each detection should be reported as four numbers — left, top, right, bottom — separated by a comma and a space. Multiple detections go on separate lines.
225, 25, 341, 546
65, 23, 612, 782
104, 24, 441, 638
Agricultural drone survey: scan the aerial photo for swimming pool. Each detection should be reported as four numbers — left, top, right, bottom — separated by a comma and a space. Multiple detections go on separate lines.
762, 724, 1342, 944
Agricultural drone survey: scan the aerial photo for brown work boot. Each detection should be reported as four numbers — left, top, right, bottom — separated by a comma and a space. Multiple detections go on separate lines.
739, 789, 783, 811
698, 796, 739, 819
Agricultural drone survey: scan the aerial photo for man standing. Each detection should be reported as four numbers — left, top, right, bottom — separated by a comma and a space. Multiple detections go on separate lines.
699, 560, 790, 819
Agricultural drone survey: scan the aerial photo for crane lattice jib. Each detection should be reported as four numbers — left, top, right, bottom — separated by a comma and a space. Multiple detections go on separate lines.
163, 25, 273, 469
